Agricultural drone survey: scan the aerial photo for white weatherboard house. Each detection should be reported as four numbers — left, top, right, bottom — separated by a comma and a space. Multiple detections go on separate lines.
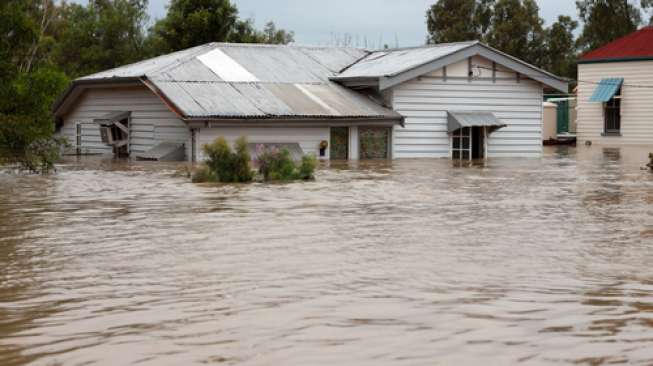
53, 41, 568, 161
576, 26, 653, 145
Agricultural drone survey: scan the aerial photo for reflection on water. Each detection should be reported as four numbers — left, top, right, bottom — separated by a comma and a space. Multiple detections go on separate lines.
1, 146, 653, 365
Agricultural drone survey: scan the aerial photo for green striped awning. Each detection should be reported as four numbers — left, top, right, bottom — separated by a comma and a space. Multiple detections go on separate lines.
589, 78, 623, 102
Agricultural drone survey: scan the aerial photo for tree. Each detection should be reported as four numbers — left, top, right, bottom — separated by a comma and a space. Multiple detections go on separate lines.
576, 0, 644, 52
262, 21, 294, 44
0, 1, 36, 82
52, 0, 149, 77
150, 0, 239, 53
544, 15, 579, 79
486, 0, 547, 66
0, 1, 69, 172
228, 20, 294, 44
150, 0, 295, 53
426, 0, 494, 43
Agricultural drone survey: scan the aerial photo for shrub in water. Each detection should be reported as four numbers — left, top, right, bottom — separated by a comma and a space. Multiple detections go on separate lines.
298, 154, 317, 180
256, 144, 316, 182
194, 136, 253, 183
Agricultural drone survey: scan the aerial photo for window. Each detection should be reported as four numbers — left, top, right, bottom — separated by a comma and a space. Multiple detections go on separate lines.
451, 127, 471, 160
603, 89, 621, 135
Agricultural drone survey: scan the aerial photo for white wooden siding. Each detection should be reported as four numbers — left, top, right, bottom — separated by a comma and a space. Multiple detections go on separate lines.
58, 85, 189, 156
577, 61, 653, 145
197, 127, 329, 161
391, 57, 544, 158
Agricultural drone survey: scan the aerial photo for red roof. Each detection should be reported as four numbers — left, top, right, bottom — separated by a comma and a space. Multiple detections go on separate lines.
580, 26, 653, 62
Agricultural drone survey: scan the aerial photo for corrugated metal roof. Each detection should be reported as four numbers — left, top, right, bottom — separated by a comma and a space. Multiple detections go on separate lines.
337, 42, 476, 78
447, 111, 506, 133
589, 78, 623, 102
71, 43, 400, 121
580, 26, 653, 62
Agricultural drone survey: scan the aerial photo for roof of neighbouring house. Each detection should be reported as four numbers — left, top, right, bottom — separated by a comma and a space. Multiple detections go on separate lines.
579, 26, 653, 63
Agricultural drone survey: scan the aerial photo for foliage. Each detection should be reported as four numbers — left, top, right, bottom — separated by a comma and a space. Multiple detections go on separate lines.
426, 0, 494, 44
0, 67, 69, 173
486, 0, 546, 67
545, 15, 579, 79
298, 155, 317, 180
150, 0, 294, 54
576, 0, 650, 52
52, 0, 149, 78
424, 0, 604, 79
191, 164, 217, 183
150, 0, 238, 54
195, 136, 253, 183
256, 145, 316, 182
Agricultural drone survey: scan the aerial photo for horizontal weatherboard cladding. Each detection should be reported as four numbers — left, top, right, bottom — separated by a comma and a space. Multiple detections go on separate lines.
576, 60, 653, 145
391, 59, 543, 159
57, 85, 190, 158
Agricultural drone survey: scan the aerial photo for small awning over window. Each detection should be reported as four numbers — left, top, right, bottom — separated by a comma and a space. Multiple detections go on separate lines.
447, 111, 506, 133
248, 143, 305, 161
589, 78, 623, 102
93, 111, 131, 125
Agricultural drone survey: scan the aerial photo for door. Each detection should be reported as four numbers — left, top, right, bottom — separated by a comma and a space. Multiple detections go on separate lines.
359, 127, 390, 159
556, 100, 569, 133
330, 127, 349, 160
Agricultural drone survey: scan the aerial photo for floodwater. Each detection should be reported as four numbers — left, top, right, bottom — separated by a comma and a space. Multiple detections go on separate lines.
1, 146, 653, 366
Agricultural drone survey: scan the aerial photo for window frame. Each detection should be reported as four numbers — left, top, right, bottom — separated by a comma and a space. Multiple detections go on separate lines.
602, 88, 622, 136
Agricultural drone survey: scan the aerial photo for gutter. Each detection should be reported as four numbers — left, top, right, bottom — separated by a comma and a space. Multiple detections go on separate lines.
578, 56, 653, 64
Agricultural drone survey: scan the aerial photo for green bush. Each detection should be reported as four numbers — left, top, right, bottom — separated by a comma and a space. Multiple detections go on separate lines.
193, 136, 253, 183
0, 67, 70, 174
191, 164, 217, 183
298, 154, 317, 180
256, 145, 316, 182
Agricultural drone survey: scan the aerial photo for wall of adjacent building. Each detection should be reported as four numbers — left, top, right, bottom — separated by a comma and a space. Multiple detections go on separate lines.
577, 60, 653, 145
390, 55, 544, 158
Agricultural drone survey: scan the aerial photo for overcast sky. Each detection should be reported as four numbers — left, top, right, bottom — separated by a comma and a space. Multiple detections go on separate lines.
87, 0, 581, 47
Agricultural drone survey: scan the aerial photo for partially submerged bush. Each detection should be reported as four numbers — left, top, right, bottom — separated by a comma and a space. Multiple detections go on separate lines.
192, 138, 317, 184
256, 144, 316, 182
193, 136, 254, 183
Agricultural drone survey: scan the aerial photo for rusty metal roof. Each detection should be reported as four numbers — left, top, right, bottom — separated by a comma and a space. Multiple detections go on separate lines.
72, 43, 401, 121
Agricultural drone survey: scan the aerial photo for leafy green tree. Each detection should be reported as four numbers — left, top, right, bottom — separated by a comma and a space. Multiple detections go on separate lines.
52, 0, 149, 77
576, 0, 644, 52
0, 0, 36, 81
0, 68, 69, 172
426, 0, 495, 43
150, 0, 239, 53
544, 15, 579, 79
486, 0, 547, 66
261, 21, 295, 44
228, 20, 294, 44
150, 0, 295, 54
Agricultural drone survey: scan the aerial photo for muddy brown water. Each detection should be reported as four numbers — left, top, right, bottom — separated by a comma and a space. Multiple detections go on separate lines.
1, 146, 653, 366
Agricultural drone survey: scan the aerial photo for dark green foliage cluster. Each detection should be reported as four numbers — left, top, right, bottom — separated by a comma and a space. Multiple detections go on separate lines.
0, 1, 70, 173
426, 0, 653, 80
194, 137, 254, 183
256, 145, 316, 182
